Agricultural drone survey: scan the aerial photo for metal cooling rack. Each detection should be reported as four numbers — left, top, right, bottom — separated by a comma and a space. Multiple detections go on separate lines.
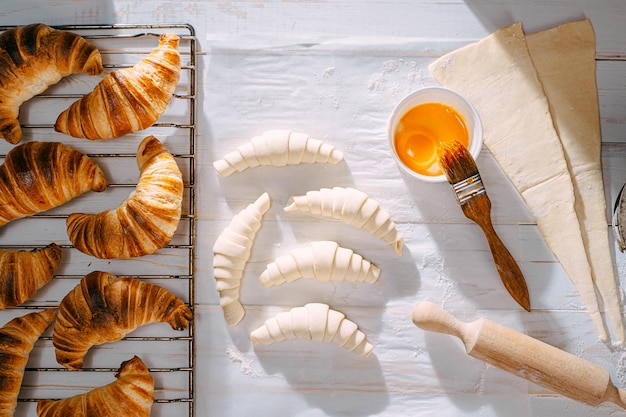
0, 23, 197, 417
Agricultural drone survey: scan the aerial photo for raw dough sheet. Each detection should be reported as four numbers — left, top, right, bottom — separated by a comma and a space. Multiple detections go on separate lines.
429, 19, 622, 343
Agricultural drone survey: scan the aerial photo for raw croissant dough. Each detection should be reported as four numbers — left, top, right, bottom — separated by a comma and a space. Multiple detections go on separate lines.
525, 20, 623, 343
37, 356, 154, 417
213, 129, 343, 176
285, 186, 403, 256
250, 302, 373, 356
430, 19, 620, 342
259, 240, 380, 287
213, 192, 271, 326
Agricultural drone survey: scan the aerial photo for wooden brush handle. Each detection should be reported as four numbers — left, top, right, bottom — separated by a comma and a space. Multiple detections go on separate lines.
462, 195, 530, 311
480, 215, 530, 310
412, 301, 626, 409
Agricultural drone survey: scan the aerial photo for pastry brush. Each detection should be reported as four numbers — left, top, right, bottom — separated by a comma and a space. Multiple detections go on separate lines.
436, 139, 530, 311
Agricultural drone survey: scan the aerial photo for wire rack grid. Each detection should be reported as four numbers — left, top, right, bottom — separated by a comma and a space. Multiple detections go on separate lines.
0, 23, 197, 417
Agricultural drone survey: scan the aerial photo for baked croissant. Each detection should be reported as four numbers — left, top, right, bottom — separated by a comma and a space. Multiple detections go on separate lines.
54, 32, 181, 140
66, 135, 183, 259
0, 243, 62, 309
259, 240, 380, 287
0, 141, 108, 227
0, 308, 57, 417
53, 270, 192, 370
213, 192, 270, 326
284, 186, 404, 255
213, 130, 344, 176
250, 303, 373, 356
37, 355, 154, 417
0, 23, 103, 144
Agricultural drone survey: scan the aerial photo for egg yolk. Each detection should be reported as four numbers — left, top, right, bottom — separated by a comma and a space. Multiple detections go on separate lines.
394, 102, 470, 176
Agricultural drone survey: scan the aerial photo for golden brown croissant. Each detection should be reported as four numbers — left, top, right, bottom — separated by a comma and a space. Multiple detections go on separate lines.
54, 32, 181, 140
66, 135, 183, 259
0, 141, 108, 227
36, 355, 154, 417
0, 308, 56, 417
0, 243, 62, 309
53, 270, 192, 370
0, 23, 103, 144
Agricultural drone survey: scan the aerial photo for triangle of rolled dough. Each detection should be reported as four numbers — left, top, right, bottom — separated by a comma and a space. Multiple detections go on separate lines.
429, 19, 621, 343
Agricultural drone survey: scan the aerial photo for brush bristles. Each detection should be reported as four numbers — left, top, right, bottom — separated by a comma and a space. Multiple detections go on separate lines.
436, 140, 479, 184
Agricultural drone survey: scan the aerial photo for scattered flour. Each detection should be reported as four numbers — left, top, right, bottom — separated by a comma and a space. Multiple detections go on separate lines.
473, 362, 490, 397
382, 59, 399, 73
426, 253, 456, 308
226, 346, 257, 376
367, 58, 428, 108
615, 351, 626, 387
313, 66, 341, 110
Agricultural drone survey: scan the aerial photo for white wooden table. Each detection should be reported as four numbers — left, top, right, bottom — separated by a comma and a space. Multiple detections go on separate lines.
1, 1, 626, 416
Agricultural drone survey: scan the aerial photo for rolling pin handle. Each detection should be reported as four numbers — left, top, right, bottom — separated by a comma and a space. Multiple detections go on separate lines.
412, 301, 470, 343
618, 387, 626, 409
603, 383, 626, 409
412, 301, 626, 410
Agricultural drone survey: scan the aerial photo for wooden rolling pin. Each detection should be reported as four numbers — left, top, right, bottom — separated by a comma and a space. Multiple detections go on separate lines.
411, 301, 626, 409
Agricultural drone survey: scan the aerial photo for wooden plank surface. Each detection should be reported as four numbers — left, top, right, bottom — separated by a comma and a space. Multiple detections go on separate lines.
1, 1, 626, 416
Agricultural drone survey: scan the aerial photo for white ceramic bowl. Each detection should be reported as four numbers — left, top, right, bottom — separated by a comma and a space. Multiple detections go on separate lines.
387, 86, 483, 183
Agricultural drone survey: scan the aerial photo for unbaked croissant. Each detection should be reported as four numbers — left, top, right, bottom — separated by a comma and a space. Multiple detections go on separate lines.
0, 243, 62, 309
0, 308, 56, 417
284, 186, 404, 255
53, 270, 193, 370
0, 141, 108, 227
66, 135, 183, 259
36, 355, 154, 417
213, 192, 271, 326
54, 32, 181, 140
213, 130, 344, 176
259, 240, 380, 287
250, 303, 373, 356
0, 23, 103, 144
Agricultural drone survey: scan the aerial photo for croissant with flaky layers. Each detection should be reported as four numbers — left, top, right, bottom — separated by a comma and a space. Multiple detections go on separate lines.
0, 308, 57, 417
0, 141, 108, 227
54, 32, 181, 140
66, 135, 183, 259
0, 243, 62, 309
53, 270, 192, 370
0, 23, 103, 144
36, 355, 154, 417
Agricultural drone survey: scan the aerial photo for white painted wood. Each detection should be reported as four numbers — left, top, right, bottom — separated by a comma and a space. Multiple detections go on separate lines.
0, 1, 625, 416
